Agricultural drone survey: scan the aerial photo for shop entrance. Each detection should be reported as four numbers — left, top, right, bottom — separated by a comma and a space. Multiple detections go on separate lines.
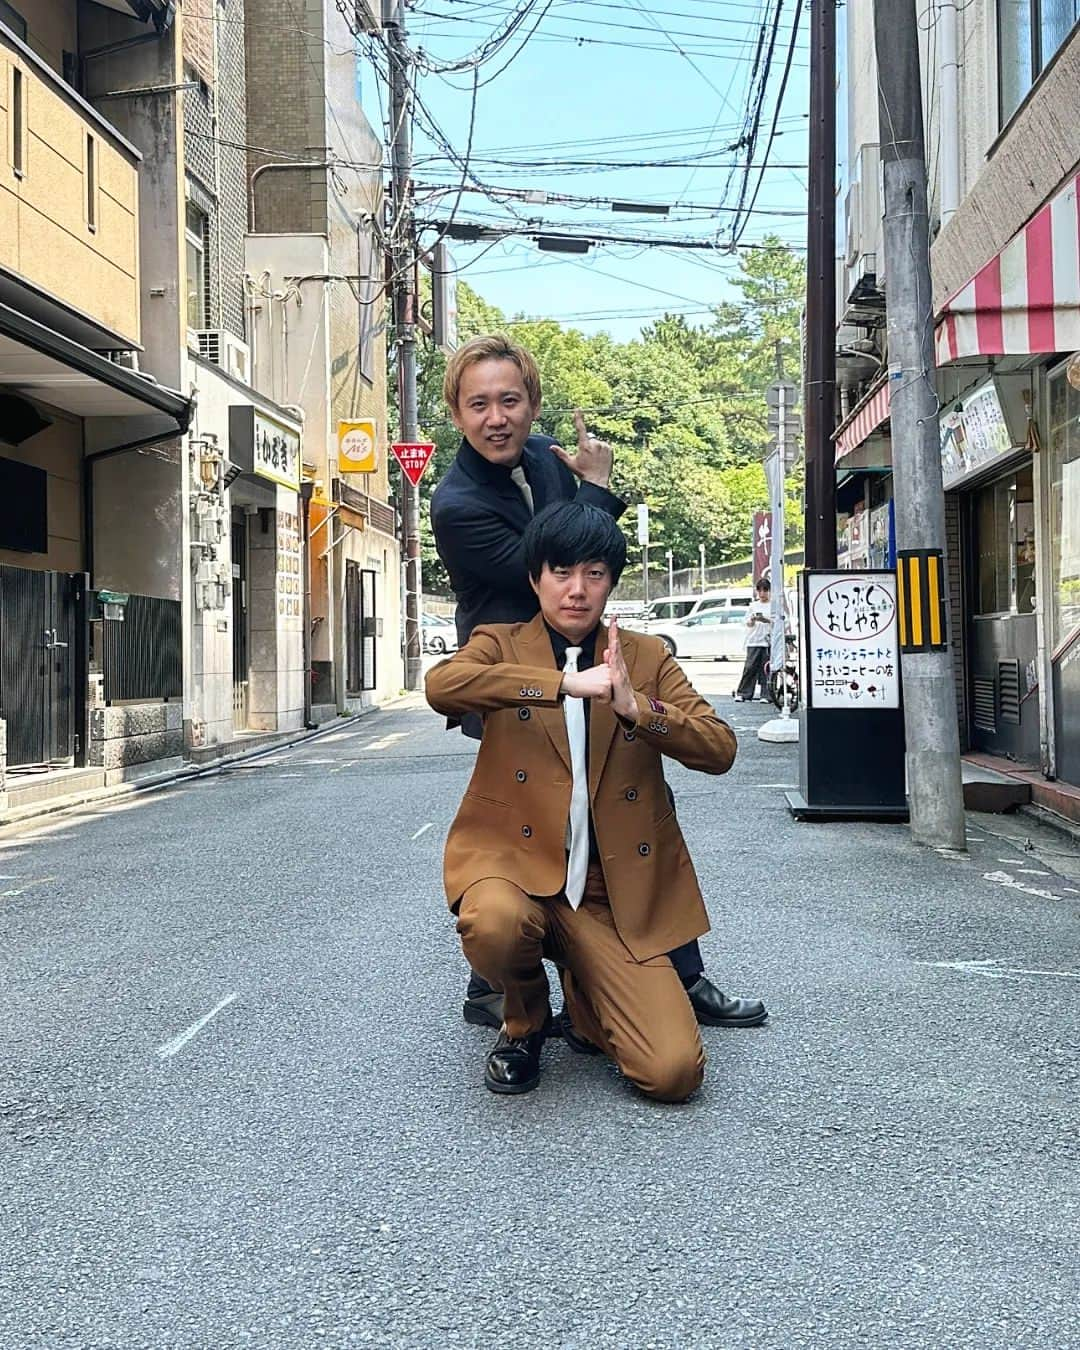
1047, 360, 1080, 786
0, 565, 82, 769
966, 462, 1039, 762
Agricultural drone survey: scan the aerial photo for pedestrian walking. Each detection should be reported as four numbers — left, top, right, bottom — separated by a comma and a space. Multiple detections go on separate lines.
429, 334, 767, 1036
426, 502, 740, 1100
735, 578, 771, 702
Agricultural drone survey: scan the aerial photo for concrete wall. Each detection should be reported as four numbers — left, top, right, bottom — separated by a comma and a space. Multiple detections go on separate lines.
0, 404, 82, 572
92, 440, 183, 599
80, 5, 185, 388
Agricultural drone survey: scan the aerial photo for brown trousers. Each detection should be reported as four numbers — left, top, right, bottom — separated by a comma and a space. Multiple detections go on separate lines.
457, 863, 705, 1102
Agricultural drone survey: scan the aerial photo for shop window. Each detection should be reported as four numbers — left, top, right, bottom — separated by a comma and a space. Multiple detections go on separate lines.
1047, 360, 1080, 649
972, 465, 1035, 616
999, 0, 1080, 125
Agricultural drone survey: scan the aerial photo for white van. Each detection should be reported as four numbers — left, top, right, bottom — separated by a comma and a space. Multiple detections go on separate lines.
625, 589, 755, 632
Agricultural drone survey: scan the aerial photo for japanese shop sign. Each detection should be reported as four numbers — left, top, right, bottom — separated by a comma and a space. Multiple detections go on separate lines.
229, 405, 302, 491
339, 419, 378, 474
939, 380, 1014, 489
807, 572, 899, 709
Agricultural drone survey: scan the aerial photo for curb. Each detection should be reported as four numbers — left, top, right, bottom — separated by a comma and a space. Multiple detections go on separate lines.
0, 705, 386, 835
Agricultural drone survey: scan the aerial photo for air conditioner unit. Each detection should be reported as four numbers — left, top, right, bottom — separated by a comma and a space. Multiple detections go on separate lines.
196, 330, 251, 385
845, 145, 882, 279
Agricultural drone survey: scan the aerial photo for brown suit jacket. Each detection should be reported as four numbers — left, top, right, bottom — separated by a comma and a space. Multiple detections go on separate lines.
425, 612, 738, 961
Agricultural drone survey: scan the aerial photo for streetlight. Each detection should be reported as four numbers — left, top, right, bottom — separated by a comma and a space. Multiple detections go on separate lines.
699, 543, 706, 594
665, 548, 674, 597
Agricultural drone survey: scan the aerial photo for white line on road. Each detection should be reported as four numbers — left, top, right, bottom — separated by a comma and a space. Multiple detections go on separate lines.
983, 869, 1062, 901
157, 993, 238, 1060
411, 822, 434, 840
918, 958, 1080, 982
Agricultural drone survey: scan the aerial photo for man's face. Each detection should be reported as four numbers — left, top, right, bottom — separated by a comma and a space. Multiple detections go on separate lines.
451, 358, 540, 467
531, 561, 613, 643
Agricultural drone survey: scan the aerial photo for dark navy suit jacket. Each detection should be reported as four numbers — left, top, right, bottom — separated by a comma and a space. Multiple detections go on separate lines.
431, 434, 627, 649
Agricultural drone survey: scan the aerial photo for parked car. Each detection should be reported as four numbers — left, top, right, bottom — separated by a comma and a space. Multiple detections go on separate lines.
622, 589, 755, 633
422, 613, 459, 655
651, 608, 749, 661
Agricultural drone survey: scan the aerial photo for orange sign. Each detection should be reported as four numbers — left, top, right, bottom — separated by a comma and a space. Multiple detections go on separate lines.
338, 419, 378, 473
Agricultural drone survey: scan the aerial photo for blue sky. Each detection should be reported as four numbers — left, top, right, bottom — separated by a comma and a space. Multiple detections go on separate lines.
392, 0, 811, 342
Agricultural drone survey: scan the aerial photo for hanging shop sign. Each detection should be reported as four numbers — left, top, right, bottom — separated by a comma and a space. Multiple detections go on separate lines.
229, 405, 302, 491
339, 419, 379, 474
939, 380, 1014, 489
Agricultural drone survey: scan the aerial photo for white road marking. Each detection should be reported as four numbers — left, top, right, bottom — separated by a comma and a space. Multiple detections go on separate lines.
0, 877, 56, 899
1015, 867, 1052, 876
983, 869, 1062, 901
366, 733, 409, 752
918, 958, 1080, 982
411, 822, 433, 840
157, 993, 238, 1059
277, 773, 303, 779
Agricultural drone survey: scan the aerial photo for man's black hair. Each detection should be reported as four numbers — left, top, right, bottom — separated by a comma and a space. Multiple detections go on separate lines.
755, 577, 772, 592
523, 502, 627, 584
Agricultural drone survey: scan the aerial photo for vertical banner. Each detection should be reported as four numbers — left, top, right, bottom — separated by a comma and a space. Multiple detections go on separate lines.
753, 511, 772, 581
764, 451, 786, 678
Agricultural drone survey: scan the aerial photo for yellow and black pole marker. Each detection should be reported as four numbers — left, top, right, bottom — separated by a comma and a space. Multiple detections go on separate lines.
896, 549, 947, 652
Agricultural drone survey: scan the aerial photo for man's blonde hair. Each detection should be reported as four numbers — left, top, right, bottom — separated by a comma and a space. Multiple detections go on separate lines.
442, 334, 542, 412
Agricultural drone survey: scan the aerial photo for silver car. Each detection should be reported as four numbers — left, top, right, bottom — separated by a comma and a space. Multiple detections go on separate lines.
651, 609, 749, 661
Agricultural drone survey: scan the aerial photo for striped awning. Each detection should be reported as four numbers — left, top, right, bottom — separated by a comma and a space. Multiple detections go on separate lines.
936, 171, 1080, 363
834, 377, 891, 461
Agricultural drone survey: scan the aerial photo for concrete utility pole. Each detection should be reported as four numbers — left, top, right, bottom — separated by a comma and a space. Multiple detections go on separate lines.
384, 0, 423, 690
873, 0, 966, 849
803, 0, 837, 568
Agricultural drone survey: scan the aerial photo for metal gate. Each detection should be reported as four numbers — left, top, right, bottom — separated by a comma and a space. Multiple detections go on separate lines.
346, 562, 377, 694
0, 566, 82, 769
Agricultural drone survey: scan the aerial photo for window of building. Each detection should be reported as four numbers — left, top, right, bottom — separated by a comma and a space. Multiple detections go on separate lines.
86, 134, 97, 231
998, 0, 1080, 125
1047, 360, 1080, 649
11, 64, 24, 176
972, 465, 1036, 617
0, 2, 26, 41
185, 203, 209, 331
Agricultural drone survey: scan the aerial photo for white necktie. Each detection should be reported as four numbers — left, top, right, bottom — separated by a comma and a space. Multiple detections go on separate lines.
510, 463, 534, 515
562, 646, 589, 909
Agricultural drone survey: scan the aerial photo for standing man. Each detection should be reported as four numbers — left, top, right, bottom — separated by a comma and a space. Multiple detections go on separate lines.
735, 578, 772, 703
431, 334, 766, 1033
426, 502, 738, 1099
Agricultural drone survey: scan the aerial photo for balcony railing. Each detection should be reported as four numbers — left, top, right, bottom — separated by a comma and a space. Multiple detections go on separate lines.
0, 23, 141, 346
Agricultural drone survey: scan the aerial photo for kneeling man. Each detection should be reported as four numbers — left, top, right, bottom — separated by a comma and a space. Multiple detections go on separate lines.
425, 502, 738, 1101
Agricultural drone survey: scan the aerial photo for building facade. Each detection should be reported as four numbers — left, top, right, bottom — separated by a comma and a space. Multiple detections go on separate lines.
0, 0, 400, 814
245, 0, 402, 716
835, 1, 1080, 798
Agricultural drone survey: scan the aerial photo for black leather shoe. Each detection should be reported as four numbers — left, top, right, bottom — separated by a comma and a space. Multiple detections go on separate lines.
684, 977, 768, 1027
463, 990, 504, 1029
551, 1008, 601, 1055
484, 1021, 549, 1094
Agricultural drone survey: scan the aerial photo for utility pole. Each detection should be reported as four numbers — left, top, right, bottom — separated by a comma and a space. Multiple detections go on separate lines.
803, 0, 837, 568
873, 0, 966, 849
666, 548, 674, 597
384, 0, 422, 690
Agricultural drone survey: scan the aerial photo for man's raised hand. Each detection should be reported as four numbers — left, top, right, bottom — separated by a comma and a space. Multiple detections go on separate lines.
604, 617, 639, 720
549, 410, 613, 488
561, 663, 613, 703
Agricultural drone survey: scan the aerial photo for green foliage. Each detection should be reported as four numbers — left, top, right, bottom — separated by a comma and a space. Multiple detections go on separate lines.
402, 237, 805, 595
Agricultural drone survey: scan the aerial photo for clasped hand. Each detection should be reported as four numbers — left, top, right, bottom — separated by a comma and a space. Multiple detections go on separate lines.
561, 618, 638, 721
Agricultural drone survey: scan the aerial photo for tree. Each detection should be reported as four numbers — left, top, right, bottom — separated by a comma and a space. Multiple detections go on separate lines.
402, 238, 806, 596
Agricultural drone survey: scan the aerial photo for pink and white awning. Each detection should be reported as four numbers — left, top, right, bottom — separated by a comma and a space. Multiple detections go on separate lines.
834, 377, 891, 461
936, 171, 1080, 364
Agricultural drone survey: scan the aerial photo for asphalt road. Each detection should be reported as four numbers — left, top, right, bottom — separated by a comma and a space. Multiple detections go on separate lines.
3, 658, 1080, 1349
